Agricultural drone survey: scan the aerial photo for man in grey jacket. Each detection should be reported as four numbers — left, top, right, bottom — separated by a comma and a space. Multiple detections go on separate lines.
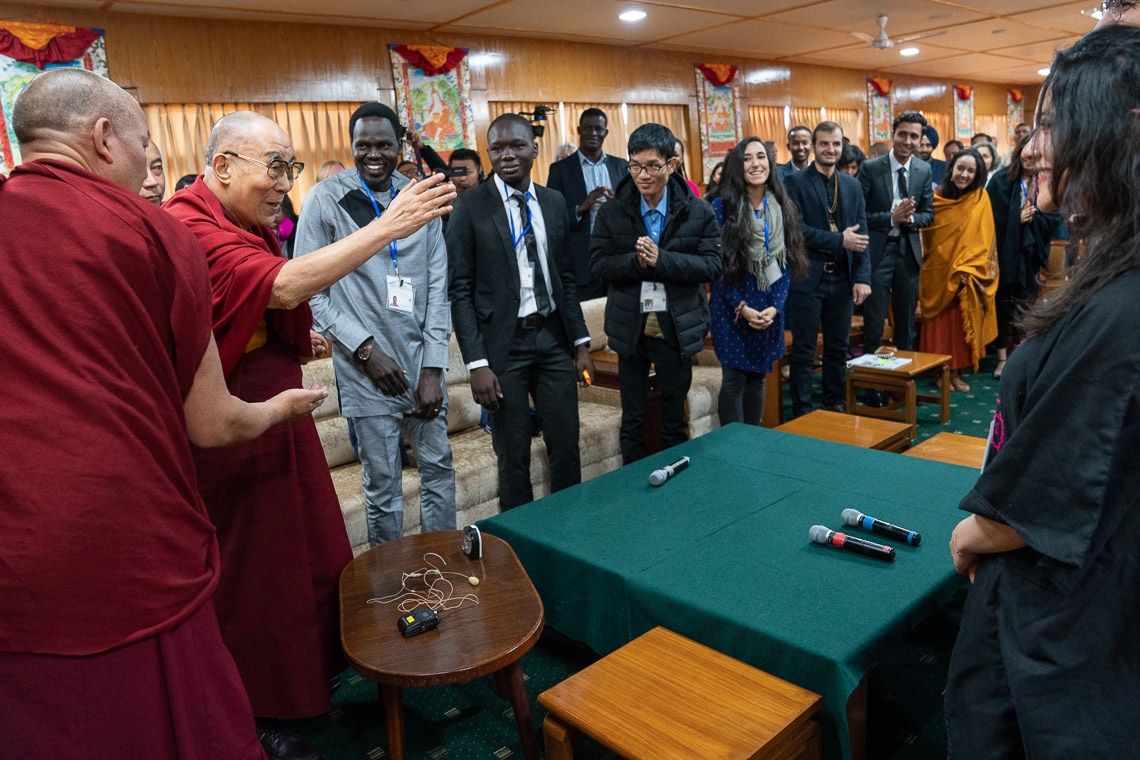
294, 102, 455, 545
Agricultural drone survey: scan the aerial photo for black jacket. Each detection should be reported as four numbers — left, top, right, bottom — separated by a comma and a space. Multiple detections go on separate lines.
589, 173, 721, 360
987, 167, 1061, 294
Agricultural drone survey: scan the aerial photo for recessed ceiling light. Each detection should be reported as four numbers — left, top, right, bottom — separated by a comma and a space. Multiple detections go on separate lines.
900, 47, 920, 57
1086, 8, 1104, 20
619, 10, 647, 22
1038, 67, 1051, 76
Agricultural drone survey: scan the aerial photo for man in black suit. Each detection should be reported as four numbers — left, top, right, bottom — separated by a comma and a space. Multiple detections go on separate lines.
784, 121, 871, 417
858, 111, 935, 361
447, 114, 595, 510
547, 108, 628, 301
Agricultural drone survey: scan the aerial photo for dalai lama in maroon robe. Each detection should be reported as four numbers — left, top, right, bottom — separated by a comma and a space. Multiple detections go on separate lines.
0, 69, 331, 760
164, 111, 454, 751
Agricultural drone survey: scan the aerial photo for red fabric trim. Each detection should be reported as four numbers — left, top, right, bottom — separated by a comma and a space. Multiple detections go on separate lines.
390, 44, 468, 76
868, 77, 892, 96
955, 84, 974, 101
1008, 88, 1023, 104
0, 27, 100, 69
697, 63, 738, 86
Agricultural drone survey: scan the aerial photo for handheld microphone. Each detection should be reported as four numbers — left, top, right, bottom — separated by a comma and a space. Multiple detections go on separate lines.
649, 456, 690, 487
841, 508, 921, 546
809, 525, 896, 562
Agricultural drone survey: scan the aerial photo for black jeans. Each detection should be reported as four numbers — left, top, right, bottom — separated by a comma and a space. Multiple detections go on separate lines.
786, 269, 853, 417
863, 238, 919, 352
617, 334, 692, 464
718, 366, 766, 427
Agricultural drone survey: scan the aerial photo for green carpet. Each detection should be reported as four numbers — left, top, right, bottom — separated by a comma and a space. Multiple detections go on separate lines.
295, 355, 1002, 760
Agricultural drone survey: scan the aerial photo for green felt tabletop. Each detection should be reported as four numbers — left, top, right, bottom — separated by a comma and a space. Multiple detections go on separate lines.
480, 423, 979, 759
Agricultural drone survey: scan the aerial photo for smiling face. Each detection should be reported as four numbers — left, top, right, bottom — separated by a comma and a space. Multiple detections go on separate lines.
211, 119, 295, 230
813, 128, 843, 169
578, 113, 608, 154
741, 140, 770, 191
951, 153, 978, 192
918, 134, 933, 161
628, 149, 674, 206
892, 120, 922, 162
787, 128, 812, 166
353, 116, 401, 192
1025, 90, 1056, 212
487, 119, 537, 191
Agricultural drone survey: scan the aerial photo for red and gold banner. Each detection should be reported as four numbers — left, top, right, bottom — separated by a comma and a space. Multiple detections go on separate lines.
390, 45, 467, 77
867, 78, 892, 142
694, 63, 742, 183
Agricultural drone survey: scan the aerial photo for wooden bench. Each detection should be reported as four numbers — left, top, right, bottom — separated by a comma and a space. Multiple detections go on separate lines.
845, 350, 951, 438
538, 626, 822, 760
903, 432, 987, 468
776, 410, 912, 453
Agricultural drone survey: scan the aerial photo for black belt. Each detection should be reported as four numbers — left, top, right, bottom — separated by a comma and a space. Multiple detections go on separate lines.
518, 312, 549, 330
822, 260, 844, 274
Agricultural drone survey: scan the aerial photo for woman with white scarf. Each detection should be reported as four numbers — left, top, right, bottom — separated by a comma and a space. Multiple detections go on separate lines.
709, 137, 808, 425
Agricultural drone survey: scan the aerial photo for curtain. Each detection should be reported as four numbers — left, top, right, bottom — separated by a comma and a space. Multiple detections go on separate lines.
746, 106, 787, 162
747, 105, 867, 164
975, 114, 1007, 151
144, 102, 361, 210
922, 112, 954, 156
487, 101, 689, 185
823, 108, 865, 152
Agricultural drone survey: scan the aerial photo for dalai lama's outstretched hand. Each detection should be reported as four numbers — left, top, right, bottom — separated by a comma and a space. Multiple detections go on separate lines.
377, 172, 456, 240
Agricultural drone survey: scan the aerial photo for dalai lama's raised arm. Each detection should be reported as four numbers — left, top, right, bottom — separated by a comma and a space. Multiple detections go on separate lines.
183, 334, 329, 447
267, 174, 455, 310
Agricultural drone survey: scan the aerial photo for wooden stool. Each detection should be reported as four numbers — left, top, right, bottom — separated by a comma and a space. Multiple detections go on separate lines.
776, 410, 912, 452
904, 432, 987, 468
845, 350, 951, 437
539, 627, 822, 760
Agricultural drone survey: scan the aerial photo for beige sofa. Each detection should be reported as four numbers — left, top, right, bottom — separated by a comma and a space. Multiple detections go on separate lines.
304, 297, 724, 555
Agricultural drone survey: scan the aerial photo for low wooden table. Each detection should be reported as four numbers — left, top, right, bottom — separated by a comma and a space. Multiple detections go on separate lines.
539, 626, 822, 760
776, 410, 912, 453
339, 531, 543, 760
903, 432, 987, 468
845, 350, 952, 437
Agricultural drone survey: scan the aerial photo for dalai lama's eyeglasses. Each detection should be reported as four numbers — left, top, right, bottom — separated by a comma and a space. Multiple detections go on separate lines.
1100, 0, 1137, 19
223, 151, 305, 180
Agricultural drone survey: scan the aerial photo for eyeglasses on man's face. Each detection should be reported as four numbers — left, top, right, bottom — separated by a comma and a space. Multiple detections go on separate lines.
1100, 0, 1137, 19
627, 161, 670, 176
224, 151, 305, 180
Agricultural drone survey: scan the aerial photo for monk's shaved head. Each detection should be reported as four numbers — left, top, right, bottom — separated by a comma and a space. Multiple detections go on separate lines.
12, 68, 138, 148
205, 111, 289, 163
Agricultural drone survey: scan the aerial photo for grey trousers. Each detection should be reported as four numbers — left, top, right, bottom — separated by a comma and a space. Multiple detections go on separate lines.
354, 401, 456, 545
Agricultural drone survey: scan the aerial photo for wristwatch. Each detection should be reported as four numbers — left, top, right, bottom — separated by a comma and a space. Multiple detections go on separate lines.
356, 341, 375, 363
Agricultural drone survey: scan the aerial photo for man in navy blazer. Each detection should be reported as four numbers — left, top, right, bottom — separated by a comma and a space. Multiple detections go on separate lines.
858, 111, 935, 359
784, 121, 871, 417
547, 108, 628, 301
447, 114, 594, 510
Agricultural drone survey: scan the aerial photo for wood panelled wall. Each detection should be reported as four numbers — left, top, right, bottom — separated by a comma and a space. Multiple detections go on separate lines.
2, 2, 1038, 156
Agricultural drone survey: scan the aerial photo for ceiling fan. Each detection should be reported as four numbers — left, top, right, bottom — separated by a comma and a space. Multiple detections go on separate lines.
852, 14, 947, 49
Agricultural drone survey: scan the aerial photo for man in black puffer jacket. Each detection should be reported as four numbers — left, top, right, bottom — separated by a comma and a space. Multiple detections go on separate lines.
590, 123, 722, 465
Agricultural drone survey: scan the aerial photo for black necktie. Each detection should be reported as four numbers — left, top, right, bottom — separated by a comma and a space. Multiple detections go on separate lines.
513, 192, 550, 316
897, 167, 908, 199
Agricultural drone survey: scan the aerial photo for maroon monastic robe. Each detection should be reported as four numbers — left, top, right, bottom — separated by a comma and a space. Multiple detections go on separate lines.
0, 160, 262, 759
165, 179, 351, 719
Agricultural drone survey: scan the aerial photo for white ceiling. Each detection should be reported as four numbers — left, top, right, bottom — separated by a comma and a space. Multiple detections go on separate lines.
29, 0, 1101, 84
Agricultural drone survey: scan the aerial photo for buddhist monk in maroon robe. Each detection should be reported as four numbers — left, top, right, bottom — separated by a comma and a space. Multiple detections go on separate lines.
164, 111, 454, 757
0, 68, 329, 760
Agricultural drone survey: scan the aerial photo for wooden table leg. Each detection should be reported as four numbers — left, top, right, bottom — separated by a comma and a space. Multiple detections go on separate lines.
939, 364, 951, 423
543, 713, 577, 760
905, 379, 917, 439
500, 660, 540, 760
845, 374, 856, 414
380, 683, 405, 760
846, 675, 868, 760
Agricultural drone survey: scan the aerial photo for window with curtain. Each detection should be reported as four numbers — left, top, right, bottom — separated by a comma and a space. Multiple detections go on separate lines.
746, 106, 787, 162
975, 114, 1008, 151
487, 101, 690, 185
747, 105, 867, 164
144, 102, 362, 210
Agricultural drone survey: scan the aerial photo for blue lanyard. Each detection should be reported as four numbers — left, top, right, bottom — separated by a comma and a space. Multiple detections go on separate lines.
753, 194, 770, 254
508, 191, 533, 248
1020, 179, 1028, 203
359, 172, 400, 278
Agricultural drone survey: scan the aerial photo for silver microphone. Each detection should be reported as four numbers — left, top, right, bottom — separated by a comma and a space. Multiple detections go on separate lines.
648, 456, 690, 487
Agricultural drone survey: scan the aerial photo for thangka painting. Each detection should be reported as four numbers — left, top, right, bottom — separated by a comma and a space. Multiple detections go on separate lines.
1007, 89, 1024, 149
389, 44, 475, 163
0, 23, 107, 173
867, 78, 892, 143
694, 64, 742, 184
954, 85, 975, 141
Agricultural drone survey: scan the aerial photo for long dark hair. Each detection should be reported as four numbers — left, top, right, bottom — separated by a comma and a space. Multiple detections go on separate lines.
1020, 24, 1140, 336
993, 134, 1031, 186
938, 148, 988, 199
719, 137, 807, 285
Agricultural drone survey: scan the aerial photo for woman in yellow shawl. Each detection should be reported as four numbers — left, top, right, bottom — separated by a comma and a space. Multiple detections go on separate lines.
919, 148, 998, 391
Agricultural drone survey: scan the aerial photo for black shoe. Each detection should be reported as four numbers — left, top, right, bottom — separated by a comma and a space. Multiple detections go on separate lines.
824, 402, 847, 413
258, 728, 323, 760
864, 390, 887, 408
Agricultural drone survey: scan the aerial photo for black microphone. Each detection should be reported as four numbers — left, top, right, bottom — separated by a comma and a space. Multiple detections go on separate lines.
841, 508, 921, 546
809, 525, 896, 562
649, 456, 690, 487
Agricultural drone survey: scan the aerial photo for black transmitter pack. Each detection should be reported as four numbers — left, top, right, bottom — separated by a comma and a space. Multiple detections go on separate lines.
397, 608, 439, 638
